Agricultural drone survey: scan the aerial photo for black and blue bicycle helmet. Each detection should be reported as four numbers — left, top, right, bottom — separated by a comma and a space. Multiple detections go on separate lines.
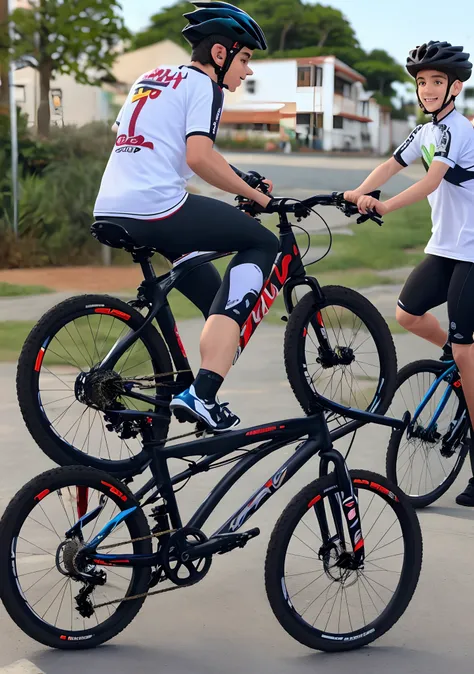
182, 1, 267, 87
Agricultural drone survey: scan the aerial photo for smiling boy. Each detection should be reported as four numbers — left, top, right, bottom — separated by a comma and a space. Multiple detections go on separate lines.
344, 41, 474, 505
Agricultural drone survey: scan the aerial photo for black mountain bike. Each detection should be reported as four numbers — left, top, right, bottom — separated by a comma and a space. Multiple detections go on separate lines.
16, 179, 396, 477
0, 390, 421, 651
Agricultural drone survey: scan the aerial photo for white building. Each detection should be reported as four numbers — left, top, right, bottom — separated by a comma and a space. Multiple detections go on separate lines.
221, 55, 406, 155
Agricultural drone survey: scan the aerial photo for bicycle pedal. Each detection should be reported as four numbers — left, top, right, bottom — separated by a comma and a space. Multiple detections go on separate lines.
217, 527, 261, 554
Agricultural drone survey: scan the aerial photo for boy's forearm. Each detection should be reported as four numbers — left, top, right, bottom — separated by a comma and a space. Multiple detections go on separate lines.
384, 176, 438, 213
355, 159, 401, 194
190, 150, 261, 201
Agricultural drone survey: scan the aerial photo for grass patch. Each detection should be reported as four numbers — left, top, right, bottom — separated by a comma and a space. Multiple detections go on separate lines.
0, 282, 53, 297
0, 321, 35, 360
0, 314, 410, 363
121, 269, 399, 327
304, 200, 431, 273
385, 318, 410, 335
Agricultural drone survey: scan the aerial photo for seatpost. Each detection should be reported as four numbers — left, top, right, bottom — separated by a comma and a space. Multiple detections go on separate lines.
131, 251, 156, 282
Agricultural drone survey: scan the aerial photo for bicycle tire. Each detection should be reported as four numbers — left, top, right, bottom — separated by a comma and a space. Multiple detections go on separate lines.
265, 469, 422, 652
386, 359, 469, 508
17, 294, 173, 476
0, 465, 152, 650
284, 285, 397, 416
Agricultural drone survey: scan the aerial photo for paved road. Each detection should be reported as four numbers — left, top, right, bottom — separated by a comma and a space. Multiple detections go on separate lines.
1, 295, 474, 674
217, 151, 422, 197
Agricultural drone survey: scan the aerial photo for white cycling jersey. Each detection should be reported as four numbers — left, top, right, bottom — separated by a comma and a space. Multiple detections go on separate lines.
394, 109, 474, 262
94, 65, 224, 220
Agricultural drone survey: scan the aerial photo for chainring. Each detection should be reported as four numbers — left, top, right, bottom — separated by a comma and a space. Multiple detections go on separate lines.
161, 527, 212, 586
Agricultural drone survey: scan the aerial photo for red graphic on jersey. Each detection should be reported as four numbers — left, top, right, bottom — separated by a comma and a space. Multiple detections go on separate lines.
116, 88, 162, 151
144, 68, 187, 89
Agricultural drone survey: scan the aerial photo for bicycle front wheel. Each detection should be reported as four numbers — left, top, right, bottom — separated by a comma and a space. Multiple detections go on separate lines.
386, 360, 469, 508
265, 469, 422, 652
284, 285, 397, 416
17, 294, 173, 476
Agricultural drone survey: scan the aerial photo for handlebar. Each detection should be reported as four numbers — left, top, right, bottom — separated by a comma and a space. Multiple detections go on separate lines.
232, 167, 383, 226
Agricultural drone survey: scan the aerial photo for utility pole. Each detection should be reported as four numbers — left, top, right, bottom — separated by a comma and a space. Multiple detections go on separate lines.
0, 0, 10, 118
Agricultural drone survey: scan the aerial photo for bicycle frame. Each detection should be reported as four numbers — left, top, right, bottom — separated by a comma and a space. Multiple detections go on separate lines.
411, 363, 458, 432
70, 397, 407, 570
95, 212, 332, 406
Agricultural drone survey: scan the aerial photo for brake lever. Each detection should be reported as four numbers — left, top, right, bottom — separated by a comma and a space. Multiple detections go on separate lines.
356, 209, 383, 226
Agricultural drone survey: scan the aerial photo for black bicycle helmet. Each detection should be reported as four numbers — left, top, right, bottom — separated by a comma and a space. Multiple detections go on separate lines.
407, 41, 472, 122
407, 41, 472, 82
182, 1, 267, 88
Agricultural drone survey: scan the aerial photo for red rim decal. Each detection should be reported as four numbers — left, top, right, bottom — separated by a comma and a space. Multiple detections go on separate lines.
34, 348, 46, 372
308, 494, 322, 508
101, 481, 128, 502
94, 308, 130, 321
354, 478, 399, 502
34, 489, 50, 502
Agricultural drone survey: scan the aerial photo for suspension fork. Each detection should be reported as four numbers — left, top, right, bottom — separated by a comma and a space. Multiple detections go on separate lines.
283, 276, 333, 353
317, 448, 365, 564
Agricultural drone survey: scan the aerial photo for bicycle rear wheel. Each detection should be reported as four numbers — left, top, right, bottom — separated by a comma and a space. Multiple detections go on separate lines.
284, 285, 397, 417
17, 294, 173, 476
265, 469, 422, 652
0, 466, 152, 649
386, 360, 469, 508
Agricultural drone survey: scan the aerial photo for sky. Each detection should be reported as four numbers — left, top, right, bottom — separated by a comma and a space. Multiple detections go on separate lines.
120, 0, 474, 68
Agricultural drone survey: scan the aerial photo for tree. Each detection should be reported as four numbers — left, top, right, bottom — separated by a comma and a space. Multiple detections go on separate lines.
11, 0, 129, 136
297, 4, 358, 50
131, 1, 191, 51
354, 49, 408, 99
131, 0, 407, 109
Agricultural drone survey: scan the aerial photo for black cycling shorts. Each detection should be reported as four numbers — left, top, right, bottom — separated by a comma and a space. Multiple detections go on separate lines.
398, 254, 474, 344
98, 193, 279, 328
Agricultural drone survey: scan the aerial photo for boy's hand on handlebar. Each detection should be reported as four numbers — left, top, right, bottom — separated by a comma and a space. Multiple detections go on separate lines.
357, 195, 387, 216
252, 190, 273, 209
343, 190, 363, 204
260, 178, 273, 193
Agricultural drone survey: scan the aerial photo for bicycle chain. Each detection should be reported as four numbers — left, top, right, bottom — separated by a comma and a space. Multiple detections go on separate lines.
92, 527, 190, 609
96, 528, 175, 551
123, 369, 191, 390
93, 583, 184, 609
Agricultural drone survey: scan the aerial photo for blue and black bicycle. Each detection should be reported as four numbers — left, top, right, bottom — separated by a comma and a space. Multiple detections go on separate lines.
386, 358, 471, 508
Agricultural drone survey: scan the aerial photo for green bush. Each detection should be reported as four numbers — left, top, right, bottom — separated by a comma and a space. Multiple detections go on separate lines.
0, 121, 117, 267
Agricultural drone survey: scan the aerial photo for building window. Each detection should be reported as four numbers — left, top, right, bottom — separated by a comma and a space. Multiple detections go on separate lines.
297, 66, 312, 87
268, 124, 280, 132
315, 67, 323, 86
333, 115, 344, 129
334, 76, 351, 98
296, 113, 311, 125
362, 101, 369, 116
246, 79, 256, 94
14, 84, 26, 103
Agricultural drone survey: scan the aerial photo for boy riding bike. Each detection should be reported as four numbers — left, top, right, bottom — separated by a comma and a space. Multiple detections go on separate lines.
344, 41, 474, 506
94, 2, 277, 433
